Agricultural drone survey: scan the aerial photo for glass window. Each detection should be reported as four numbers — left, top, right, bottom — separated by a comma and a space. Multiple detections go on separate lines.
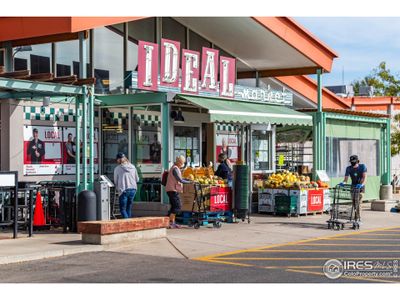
326, 137, 379, 178
94, 26, 124, 94
123, 18, 157, 73
13, 43, 51, 74
162, 17, 186, 48
174, 126, 200, 167
215, 124, 242, 165
189, 30, 211, 52
252, 130, 272, 171
56, 38, 90, 77
132, 105, 162, 173
102, 107, 130, 179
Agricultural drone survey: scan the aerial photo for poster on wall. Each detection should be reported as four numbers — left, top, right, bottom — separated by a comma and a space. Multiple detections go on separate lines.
62, 127, 99, 174
216, 133, 240, 163
23, 126, 63, 175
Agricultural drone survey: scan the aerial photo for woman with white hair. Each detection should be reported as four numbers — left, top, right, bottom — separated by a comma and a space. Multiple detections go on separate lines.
165, 155, 191, 228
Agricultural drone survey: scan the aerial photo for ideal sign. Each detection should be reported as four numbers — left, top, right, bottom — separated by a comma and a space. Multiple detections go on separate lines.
138, 39, 235, 98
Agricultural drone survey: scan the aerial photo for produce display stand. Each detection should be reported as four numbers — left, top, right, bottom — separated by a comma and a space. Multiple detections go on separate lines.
255, 170, 331, 217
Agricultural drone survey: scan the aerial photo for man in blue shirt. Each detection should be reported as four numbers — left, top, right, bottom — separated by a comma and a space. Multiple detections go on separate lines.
339, 155, 367, 221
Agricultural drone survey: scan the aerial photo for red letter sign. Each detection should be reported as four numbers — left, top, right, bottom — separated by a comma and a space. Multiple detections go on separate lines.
138, 41, 159, 91
219, 56, 236, 98
160, 38, 180, 88
201, 47, 219, 93
181, 49, 200, 94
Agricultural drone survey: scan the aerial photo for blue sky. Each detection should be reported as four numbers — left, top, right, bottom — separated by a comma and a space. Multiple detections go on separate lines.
296, 17, 400, 87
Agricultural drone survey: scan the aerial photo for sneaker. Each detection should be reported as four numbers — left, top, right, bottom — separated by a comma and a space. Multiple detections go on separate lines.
168, 223, 182, 229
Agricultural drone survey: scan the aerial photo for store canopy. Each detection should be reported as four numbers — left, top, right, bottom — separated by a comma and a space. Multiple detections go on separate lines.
177, 95, 312, 126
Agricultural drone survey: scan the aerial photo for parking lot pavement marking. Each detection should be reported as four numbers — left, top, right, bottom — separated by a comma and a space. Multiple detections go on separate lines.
246, 249, 400, 253
329, 238, 400, 241
358, 233, 400, 236
263, 265, 321, 269
201, 259, 255, 268
285, 269, 398, 283
214, 257, 400, 261
193, 226, 400, 261
295, 243, 400, 247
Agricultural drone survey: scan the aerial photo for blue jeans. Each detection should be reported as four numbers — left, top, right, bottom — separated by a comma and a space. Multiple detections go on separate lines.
119, 189, 136, 218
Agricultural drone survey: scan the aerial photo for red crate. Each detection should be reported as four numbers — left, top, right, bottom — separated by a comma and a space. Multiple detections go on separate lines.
307, 189, 324, 212
210, 187, 232, 212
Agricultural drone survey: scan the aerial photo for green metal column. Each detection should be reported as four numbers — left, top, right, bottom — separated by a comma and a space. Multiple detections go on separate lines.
75, 96, 82, 195
161, 99, 170, 204
79, 31, 88, 190
88, 86, 95, 190
383, 119, 391, 185
313, 69, 326, 179
82, 86, 88, 190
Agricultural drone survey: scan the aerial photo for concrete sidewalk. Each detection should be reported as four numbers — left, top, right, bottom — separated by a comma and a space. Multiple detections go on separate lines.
1, 205, 399, 265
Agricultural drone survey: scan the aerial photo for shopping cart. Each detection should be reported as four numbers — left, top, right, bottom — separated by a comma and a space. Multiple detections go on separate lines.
186, 182, 223, 229
327, 184, 362, 230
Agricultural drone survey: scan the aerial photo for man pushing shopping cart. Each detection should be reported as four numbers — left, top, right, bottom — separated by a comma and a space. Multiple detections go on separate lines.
328, 155, 367, 230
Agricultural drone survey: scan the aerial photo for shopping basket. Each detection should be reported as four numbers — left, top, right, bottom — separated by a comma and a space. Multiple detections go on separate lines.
327, 184, 362, 230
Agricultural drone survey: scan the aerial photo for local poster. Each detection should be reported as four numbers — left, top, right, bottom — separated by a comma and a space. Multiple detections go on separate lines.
23, 125, 63, 175
215, 133, 240, 163
63, 127, 99, 174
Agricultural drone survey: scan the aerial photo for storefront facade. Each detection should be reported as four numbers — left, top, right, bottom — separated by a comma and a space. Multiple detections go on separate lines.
9, 17, 384, 220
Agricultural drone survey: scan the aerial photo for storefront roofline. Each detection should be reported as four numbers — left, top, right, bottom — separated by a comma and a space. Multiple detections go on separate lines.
97, 92, 167, 107
275, 75, 351, 110
0, 17, 144, 45
299, 108, 390, 122
252, 17, 338, 73
0, 76, 85, 97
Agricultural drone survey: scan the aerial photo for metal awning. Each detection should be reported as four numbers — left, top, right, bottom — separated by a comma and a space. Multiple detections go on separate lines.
176, 95, 312, 126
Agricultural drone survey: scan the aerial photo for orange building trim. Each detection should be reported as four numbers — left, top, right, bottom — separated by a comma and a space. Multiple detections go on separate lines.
275, 75, 350, 109
342, 96, 400, 112
0, 17, 144, 44
253, 17, 338, 72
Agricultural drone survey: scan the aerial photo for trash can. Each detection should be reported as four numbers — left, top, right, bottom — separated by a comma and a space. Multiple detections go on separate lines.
77, 190, 97, 222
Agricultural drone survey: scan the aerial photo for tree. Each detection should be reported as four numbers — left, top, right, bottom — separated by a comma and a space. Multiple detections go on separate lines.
352, 62, 400, 96
352, 62, 400, 156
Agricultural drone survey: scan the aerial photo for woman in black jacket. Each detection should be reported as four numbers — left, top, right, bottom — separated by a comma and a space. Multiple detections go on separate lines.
215, 153, 233, 184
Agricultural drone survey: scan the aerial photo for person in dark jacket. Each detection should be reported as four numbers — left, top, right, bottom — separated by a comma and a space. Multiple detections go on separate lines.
339, 154, 367, 221
27, 128, 45, 164
215, 153, 233, 184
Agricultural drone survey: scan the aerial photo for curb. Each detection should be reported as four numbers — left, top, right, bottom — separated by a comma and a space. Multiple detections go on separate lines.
0, 245, 105, 265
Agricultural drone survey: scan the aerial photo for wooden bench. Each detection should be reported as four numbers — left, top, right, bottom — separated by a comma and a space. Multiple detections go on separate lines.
77, 217, 169, 245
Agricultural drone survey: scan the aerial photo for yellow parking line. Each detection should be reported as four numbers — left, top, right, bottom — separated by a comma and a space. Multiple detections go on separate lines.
199, 258, 255, 268
193, 226, 400, 261
215, 257, 400, 261
330, 238, 400, 241
285, 268, 397, 283
359, 233, 400, 236
296, 243, 400, 247
247, 249, 400, 253
264, 266, 321, 269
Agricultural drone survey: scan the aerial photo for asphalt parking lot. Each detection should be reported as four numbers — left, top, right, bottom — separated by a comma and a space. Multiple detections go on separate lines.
1, 226, 399, 283
194, 226, 400, 283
